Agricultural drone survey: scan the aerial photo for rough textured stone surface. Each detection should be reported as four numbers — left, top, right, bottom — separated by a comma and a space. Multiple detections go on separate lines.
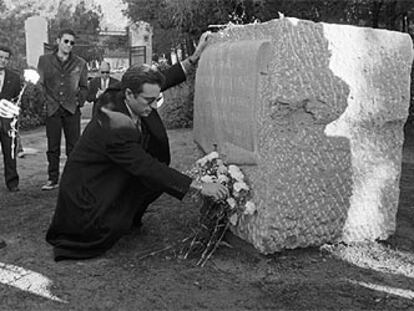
193, 18, 413, 254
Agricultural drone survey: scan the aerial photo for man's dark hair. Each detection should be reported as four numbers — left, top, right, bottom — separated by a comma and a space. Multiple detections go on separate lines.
57, 28, 76, 39
121, 64, 165, 94
0, 45, 12, 56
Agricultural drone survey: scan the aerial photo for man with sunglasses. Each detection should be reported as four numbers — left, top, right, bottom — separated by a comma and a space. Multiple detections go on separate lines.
45, 32, 228, 261
37, 29, 88, 191
86, 61, 119, 116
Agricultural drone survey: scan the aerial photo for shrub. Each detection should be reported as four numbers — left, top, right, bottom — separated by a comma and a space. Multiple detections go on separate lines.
158, 80, 194, 129
19, 84, 45, 131
157, 63, 196, 129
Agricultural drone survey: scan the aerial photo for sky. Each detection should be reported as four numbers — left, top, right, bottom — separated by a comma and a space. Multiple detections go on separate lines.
95, 0, 129, 30
4, 0, 129, 31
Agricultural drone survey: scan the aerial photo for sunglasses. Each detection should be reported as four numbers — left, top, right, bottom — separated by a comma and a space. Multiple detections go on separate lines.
63, 39, 75, 46
101, 71, 110, 74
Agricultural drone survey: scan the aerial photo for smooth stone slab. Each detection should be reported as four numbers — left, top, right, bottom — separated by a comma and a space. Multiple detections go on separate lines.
25, 16, 48, 68
193, 17, 413, 253
194, 40, 271, 164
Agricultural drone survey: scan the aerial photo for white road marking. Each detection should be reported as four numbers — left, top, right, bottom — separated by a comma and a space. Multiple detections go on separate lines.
0, 262, 67, 303
348, 279, 414, 300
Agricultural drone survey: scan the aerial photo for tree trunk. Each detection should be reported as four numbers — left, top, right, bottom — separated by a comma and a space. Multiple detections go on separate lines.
402, 12, 409, 32
384, 0, 398, 30
371, 0, 383, 28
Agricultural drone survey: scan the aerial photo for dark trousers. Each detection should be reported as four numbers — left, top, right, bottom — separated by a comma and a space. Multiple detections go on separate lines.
46, 107, 80, 183
0, 119, 18, 189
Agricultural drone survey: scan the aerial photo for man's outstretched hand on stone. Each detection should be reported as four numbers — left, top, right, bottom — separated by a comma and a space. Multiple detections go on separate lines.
189, 31, 212, 64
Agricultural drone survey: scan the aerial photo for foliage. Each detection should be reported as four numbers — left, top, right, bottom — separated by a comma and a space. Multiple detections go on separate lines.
0, 1, 45, 130
121, 0, 171, 55
156, 62, 195, 129
158, 79, 194, 129
0, 0, 104, 67
122, 0, 258, 57
254, 0, 414, 30
0, 1, 34, 72
48, 0, 103, 63
124, 0, 414, 124
19, 84, 45, 130
123, 0, 414, 56
0, 0, 104, 130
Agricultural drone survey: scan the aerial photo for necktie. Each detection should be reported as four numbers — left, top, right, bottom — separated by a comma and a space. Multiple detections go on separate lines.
140, 121, 149, 150
135, 118, 141, 133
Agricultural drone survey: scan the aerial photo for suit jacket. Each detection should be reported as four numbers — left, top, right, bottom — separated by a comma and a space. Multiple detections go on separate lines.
0, 69, 21, 132
46, 63, 191, 259
37, 52, 88, 117
86, 76, 119, 103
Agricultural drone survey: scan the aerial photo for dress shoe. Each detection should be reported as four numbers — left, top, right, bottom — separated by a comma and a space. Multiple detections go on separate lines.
8, 186, 19, 192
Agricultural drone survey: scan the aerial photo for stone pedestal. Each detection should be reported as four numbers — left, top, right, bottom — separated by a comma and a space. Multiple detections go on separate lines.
193, 18, 413, 253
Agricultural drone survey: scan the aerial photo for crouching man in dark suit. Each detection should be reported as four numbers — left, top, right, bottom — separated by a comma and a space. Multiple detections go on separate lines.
46, 32, 227, 261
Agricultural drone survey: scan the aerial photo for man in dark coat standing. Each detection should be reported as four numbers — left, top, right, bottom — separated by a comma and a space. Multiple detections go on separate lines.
0, 45, 21, 193
0, 45, 21, 249
37, 29, 88, 191
46, 32, 226, 261
86, 61, 119, 116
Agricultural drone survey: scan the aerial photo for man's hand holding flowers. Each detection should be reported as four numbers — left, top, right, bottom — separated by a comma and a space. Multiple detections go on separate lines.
0, 99, 20, 118
190, 179, 228, 201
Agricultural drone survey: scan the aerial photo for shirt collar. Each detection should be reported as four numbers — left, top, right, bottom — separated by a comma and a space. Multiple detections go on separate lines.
124, 100, 139, 125
54, 51, 73, 63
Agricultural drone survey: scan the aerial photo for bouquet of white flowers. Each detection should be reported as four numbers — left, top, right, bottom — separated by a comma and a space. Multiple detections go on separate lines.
182, 151, 256, 266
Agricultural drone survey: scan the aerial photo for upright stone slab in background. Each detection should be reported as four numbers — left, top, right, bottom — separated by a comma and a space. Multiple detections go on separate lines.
128, 21, 153, 66
25, 16, 48, 68
193, 18, 413, 253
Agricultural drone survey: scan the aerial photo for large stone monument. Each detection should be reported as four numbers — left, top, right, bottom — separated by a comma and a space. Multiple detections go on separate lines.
25, 16, 48, 68
193, 17, 413, 254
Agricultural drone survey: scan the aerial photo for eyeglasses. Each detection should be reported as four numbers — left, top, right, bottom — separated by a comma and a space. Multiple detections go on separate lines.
63, 39, 75, 46
139, 93, 164, 109
101, 71, 110, 74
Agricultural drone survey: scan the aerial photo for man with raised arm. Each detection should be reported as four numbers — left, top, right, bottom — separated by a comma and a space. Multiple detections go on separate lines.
46, 32, 227, 261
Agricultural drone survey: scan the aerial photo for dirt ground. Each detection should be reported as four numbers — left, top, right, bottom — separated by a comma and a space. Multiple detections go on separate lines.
1, 105, 414, 310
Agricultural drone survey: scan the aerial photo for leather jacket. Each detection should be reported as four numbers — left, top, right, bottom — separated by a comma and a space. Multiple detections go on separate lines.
38, 52, 88, 117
